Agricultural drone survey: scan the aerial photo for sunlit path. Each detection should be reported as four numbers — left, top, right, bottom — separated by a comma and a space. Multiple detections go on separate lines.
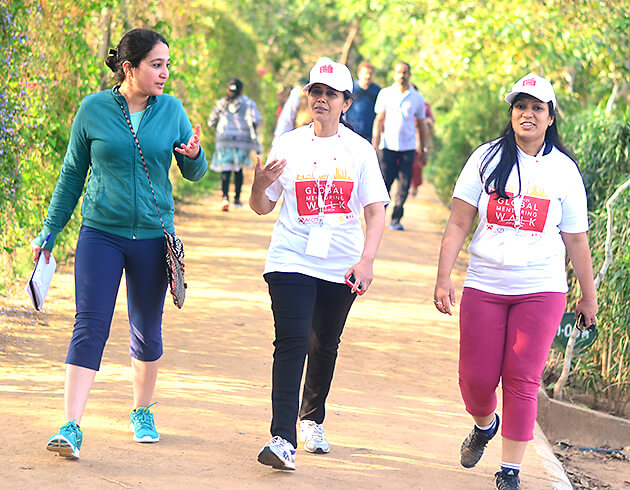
0, 180, 566, 488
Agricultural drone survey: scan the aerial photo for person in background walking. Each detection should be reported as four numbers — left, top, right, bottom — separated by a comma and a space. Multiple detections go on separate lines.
250, 57, 389, 471
345, 60, 381, 141
208, 78, 262, 211
372, 61, 430, 231
433, 73, 597, 490
32, 28, 207, 460
410, 101, 435, 195
272, 77, 311, 143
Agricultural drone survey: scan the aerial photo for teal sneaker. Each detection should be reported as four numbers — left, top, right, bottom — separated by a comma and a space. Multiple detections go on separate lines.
46, 420, 83, 459
130, 402, 159, 442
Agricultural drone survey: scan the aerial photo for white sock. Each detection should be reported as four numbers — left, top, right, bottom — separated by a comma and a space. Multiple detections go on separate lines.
476, 413, 497, 432
500, 461, 521, 474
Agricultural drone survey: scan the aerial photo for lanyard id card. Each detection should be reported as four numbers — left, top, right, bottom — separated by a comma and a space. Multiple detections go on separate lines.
305, 226, 333, 258
503, 195, 527, 266
503, 231, 528, 266
305, 166, 334, 258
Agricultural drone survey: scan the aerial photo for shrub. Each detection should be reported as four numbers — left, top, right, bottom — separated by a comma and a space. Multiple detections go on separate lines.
558, 110, 630, 415
426, 82, 506, 205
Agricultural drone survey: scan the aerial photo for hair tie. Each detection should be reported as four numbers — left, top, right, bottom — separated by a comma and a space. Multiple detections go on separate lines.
108, 48, 118, 57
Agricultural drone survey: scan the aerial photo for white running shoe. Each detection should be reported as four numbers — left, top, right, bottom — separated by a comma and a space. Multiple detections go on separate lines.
299, 420, 330, 454
257, 436, 296, 470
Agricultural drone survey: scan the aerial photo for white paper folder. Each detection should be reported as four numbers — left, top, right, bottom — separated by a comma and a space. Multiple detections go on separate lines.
26, 253, 56, 311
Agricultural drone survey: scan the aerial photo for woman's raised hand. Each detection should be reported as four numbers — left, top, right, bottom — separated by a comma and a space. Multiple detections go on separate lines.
253, 155, 287, 189
175, 124, 201, 159
249, 155, 287, 215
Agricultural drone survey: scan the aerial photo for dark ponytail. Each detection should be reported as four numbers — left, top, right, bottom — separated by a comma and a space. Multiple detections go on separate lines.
340, 90, 355, 130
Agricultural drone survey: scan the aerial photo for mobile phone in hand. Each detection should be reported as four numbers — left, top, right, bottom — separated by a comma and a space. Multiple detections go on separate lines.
577, 313, 597, 332
345, 273, 364, 293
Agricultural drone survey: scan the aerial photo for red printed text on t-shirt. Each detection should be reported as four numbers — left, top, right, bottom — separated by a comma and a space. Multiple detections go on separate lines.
295, 179, 354, 216
486, 194, 550, 232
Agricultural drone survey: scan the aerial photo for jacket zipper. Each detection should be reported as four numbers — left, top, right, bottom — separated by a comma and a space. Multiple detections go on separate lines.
126, 102, 138, 240
121, 94, 156, 240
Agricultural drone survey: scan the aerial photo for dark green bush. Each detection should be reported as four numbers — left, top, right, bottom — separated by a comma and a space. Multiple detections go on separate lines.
560, 110, 630, 414
426, 82, 506, 205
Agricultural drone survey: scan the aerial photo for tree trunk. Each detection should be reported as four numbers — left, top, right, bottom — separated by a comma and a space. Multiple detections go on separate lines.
339, 17, 360, 65
98, 6, 113, 91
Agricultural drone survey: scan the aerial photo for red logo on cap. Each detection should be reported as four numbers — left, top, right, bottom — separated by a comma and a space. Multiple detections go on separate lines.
522, 78, 537, 87
320, 64, 333, 74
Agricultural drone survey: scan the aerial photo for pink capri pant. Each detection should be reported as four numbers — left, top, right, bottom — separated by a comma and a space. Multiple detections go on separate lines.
459, 287, 566, 441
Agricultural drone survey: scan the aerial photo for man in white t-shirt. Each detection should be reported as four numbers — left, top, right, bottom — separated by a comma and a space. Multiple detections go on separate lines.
372, 61, 430, 230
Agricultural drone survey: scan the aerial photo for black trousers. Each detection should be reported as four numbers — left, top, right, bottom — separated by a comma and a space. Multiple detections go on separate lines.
264, 272, 356, 447
380, 149, 415, 222
221, 169, 243, 201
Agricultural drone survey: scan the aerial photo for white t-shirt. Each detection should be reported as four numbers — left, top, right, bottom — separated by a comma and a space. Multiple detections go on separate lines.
453, 141, 588, 295
264, 124, 390, 283
273, 85, 302, 140
374, 84, 425, 151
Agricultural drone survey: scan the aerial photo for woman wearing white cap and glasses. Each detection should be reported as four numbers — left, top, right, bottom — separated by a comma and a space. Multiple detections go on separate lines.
433, 73, 597, 490
250, 57, 389, 470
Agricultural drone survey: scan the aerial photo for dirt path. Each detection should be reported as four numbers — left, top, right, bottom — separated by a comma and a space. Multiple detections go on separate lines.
1, 181, 568, 489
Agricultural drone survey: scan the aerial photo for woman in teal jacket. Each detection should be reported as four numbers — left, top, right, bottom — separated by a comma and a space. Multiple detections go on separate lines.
31, 28, 207, 459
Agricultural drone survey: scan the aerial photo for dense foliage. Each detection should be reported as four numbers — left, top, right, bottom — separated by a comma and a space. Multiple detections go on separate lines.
358, 0, 630, 414
1, 0, 629, 409
552, 111, 630, 415
0, 0, 259, 279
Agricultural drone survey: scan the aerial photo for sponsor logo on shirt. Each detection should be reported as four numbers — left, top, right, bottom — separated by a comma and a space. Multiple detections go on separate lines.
294, 168, 354, 221
486, 193, 550, 232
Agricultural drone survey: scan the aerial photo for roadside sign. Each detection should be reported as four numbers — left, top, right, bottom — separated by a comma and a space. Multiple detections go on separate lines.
551, 312, 598, 355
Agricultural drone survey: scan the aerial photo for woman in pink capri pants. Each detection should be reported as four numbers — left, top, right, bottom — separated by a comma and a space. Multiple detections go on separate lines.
433, 73, 597, 490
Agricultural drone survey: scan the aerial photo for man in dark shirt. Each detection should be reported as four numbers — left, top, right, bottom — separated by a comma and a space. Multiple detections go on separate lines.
345, 61, 380, 141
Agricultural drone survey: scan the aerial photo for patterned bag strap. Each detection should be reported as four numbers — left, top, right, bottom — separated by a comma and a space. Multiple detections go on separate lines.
117, 102, 168, 236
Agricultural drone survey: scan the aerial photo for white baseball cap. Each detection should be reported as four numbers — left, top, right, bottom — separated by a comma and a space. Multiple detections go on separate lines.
504, 73, 557, 109
302, 57, 353, 93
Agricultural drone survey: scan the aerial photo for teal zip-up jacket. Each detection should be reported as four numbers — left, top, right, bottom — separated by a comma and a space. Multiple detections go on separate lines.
34, 87, 207, 251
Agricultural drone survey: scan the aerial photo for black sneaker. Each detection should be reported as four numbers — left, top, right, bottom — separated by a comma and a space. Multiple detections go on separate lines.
495, 469, 520, 489
460, 413, 500, 468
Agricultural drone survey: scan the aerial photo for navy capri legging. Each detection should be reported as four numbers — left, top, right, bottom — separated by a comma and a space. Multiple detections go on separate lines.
65, 225, 168, 371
